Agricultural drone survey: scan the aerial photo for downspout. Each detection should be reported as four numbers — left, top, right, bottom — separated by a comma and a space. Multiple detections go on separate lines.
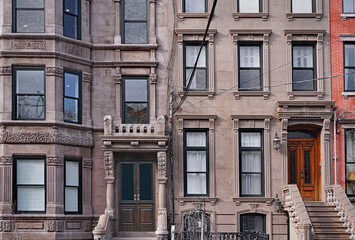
334, 108, 337, 185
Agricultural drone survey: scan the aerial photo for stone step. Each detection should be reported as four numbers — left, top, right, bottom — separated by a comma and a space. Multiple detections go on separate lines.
305, 206, 337, 211
309, 216, 342, 222
304, 201, 325, 206
315, 232, 351, 238
312, 222, 346, 227
113, 231, 157, 240
313, 226, 348, 232
307, 211, 339, 217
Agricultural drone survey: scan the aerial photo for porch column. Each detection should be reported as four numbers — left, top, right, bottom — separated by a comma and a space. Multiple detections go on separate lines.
104, 151, 115, 216
156, 152, 168, 239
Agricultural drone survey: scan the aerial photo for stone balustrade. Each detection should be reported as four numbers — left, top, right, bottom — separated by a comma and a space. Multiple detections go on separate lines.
93, 213, 111, 240
325, 185, 355, 239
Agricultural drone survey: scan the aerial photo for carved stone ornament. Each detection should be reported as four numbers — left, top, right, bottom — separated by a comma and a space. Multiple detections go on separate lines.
158, 208, 167, 216
0, 156, 12, 164
104, 151, 114, 178
0, 67, 11, 75
47, 221, 55, 232
46, 157, 64, 166
157, 152, 167, 179
83, 159, 93, 168
83, 73, 92, 83
0, 220, 11, 232
47, 220, 63, 232
105, 208, 114, 217
46, 67, 64, 76
12, 41, 46, 50
63, 43, 82, 56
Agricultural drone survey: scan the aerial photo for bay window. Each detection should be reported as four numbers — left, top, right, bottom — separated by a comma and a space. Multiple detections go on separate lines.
13, 0, 45, 33
64, 70, 81, 123
65, 159, 82, 214
122, 0, 148, 44
63, 0, 80, 39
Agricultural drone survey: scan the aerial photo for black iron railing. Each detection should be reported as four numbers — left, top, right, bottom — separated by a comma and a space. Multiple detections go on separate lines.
178, 231, 269, 240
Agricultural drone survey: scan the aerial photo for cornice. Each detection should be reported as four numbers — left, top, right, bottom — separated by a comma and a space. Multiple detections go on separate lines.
283, 29, 326, 35
0, 121, 94, 131
231, 115, 273, 120
338, 118, 355, 124
175, 115, 217, 120
175, 28, 217, 35
276, 101, 335, 107
229, 29, 272, 35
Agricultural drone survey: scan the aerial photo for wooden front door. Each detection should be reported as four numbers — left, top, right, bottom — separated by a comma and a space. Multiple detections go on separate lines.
119, 162, 154, 231
288, 138, 319, 201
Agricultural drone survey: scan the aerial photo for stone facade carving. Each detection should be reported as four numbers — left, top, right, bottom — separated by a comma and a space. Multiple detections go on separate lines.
83, 73, 92, 83
83, 159, 93, 168
63, 43, 82, 56
0, 220, 11, 232
46, 157, 64, 166
158, 208, 167, 216
46, 67, 64, 76
0, 67, 11, 75
47, 220, 64, 232
0, 156, 12, 164
104, 151, 114, 178
12, 41, 46, 50
157, 152, 167, 179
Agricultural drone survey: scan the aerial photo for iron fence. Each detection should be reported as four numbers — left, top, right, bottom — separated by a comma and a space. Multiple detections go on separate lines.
178, 231, 269, 240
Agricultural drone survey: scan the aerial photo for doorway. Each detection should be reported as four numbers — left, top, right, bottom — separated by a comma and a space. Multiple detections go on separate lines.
119, 162, 155, 231
287, 129, 320, 201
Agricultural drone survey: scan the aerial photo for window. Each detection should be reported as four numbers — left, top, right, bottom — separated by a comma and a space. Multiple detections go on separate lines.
240, 131, 264, 196
122, 0, 148, 44
183, 0, 207, 13
292, 44, 316, 91
291, 0, 315, 13
344, 43, 355, 91
63, 0, 80, 39
14, 157, 45, 213
123, 77, 149, 124
13, 0, 45, 33
238, 44, 262, 91
65, 159, 82, 214
346, 130, 355, 196
13, 67, 45, 120
184, 131, 208, 196
64, 70, 81, 123
344, 0, 355, 13
184, 43, 208, 90
238, 0, 261, 13
240, 213, 266, 232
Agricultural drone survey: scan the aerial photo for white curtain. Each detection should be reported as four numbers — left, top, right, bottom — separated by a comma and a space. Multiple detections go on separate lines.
17, 159, 44, 184
346, 131, 355, 163
17, 186, 45, 211
293, 46, 313, 68
66, 161, 79, 186
185, 0, 205, 13
187, 173, 207, 195
186, 46, 206, 68
187, 151, 206, 172
239, 0, 259, 13
242, 151, 261, 172
241, 132, 261, 147
242, 174, 261, 195
292, 0, 312, 13
187, 132, 206, 147
240, 46, 260, 68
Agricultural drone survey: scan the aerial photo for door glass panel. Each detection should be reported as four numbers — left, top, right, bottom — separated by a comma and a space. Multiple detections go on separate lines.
139, 164, 152, 201
288, 130, 318, 138
122, 164, 134, 201
304, 151, 311, 184
289, 151, 296, 184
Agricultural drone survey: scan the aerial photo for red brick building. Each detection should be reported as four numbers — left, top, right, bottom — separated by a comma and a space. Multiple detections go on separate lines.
330, 0, 355, 197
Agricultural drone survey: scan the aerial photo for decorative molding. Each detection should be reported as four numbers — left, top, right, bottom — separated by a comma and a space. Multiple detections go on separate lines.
83, 158, 93, 168
0, 67, 12, 76
283, 29, 326, 35
11, 41, 46, 50
82, 73, 92, 83
158, 208, 167, 216
83, 221, 92, 232
229, 29, 272, 35
0, 220, 11, 232
176, 197, 218, 206
175, 115, 217, 120
46, 157, 64, 166
158, 152, 167, 179
0, 156, 12, 165
175, 28, 217, 35
232, 12, 269, 21
47, 220, 64, 232
63, 43, 82, 57
233, 198, 274, 206
231, 115, 273, 120
104, 151, 114, 178
46, 67, 64, 77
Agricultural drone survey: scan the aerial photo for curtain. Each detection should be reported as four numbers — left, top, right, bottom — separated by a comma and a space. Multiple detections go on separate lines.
187, 132, 206, 147
239, 0, 259, 13
66, 161, 79, 186
293, 46, 313, 68
240, 46, 260, 68
17, 159, 44, 184
17, 186, 45, 211
241, 132, 261, 147
65, 187, 79, 212
187, 173, 207, 195
185, 0, 205, 13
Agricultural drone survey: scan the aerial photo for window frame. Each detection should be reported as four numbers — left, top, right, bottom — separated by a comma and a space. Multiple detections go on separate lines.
184, 129, 209, 197
292, 42, 317, 91
183, 42, 209, 91
291, 0, 316, 13
344, 43, 355, 92
121, 0, 149, 44
343, 0, 355, 13
183, 0, 208, 13
12, 66, 46, 120
63, 69, 82, 124
63, 0, 81, 39
346, 129, 355, 197
238, 42, 263, 91
12, 0, 45, 33
64, 158, 82, 214
239, 129, 264, 197
237, 0, 262, 13
240, 213, 266, 233
122, 76, 149, 124
13, 156, 46, 214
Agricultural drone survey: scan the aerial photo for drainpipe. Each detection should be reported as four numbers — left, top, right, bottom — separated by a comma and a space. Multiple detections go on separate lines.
334, 108, 337, 185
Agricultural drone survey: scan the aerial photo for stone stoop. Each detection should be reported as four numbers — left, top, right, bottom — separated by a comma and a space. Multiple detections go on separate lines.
112, 231, 157, 240
304, 201, 351, 240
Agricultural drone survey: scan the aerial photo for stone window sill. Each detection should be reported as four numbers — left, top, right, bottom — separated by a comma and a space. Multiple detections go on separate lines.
342, 92, 355, 99
287, 91, 325, 100
341, 13, 355, 20
177, 13, 210, 20
178, 91, 215, 99
233, 91, 270, 100
176, 197, 218, 206
233, 197, 274, 206
286, 13, 322, 21
232, 12, 268, 21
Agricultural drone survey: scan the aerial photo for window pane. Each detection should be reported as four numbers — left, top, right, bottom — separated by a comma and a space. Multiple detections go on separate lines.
64, 0, 78, 14
242, 151, 261, 172
343, 0, 355, 13
17, 186, 45, 211
345, 44, 355, 67
17, 95, 45, 119
241, 132, 261, 147
187, 173, 206, 194
16, 70, 44, 94
64, 98, 78, 122
292, 0, 312, 13
346, 131, 355, 162
124, 103, 148, 124
345, 68, 355, 91
122, 164, 134, 201
124, 22, 147, 44
293, 46, 314, 68
140, 164, 152, 201
64, 73, 79, 98
186, 45, 206, 67
125, 0, 147, 21
66, 161, 79, 186
292, 69, 314, 91
242, 174, 261, 195
239, 0, 260, 13
346, 164, 355, 195
186, 68, 207, 89
187, 132, 206, 147
125, 79, 147, 102
185, 0, 205, 13
65, 187, 78, 212
17, 159, 44, 184
187, 151, 206, 172
240, 46, 260, 68
17, 10, 44, 33
64, 14, 78, 39
239, 69, 261, 90
16, 0, 44, 8
241, 214, 266, 232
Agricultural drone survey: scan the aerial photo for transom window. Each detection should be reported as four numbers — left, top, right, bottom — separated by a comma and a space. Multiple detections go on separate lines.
183, 0, 207, 13
122, 0, 148, 44
344, 0, 355, 13
291, 0, 315, 13
63, 0, 80, 39
238, 44, 262, 91
344, 43, 355, 92
240, 131, 264, 197
292, 44, 316, 91
123, 77, 149, 124
346, 130, 355, 196
64, 70, 81, 123
13, 0, 45, 33
184, 131, 209, 196
240, 213, 266, 233
13, 67, 45, 120
65, 159, 82, 214
184, 43, 208, 90
238, 0, 261, 13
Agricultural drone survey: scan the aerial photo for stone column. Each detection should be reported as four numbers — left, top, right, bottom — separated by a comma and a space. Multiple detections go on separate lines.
156, 152, 168, 239
149, 0, 156, 44
114, 0, 121, 44
0, 156, 13, 214
104, 151, 115, 217
46, 156, 64, 214
83, 158, 93, 214
281, 119, 288, 185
